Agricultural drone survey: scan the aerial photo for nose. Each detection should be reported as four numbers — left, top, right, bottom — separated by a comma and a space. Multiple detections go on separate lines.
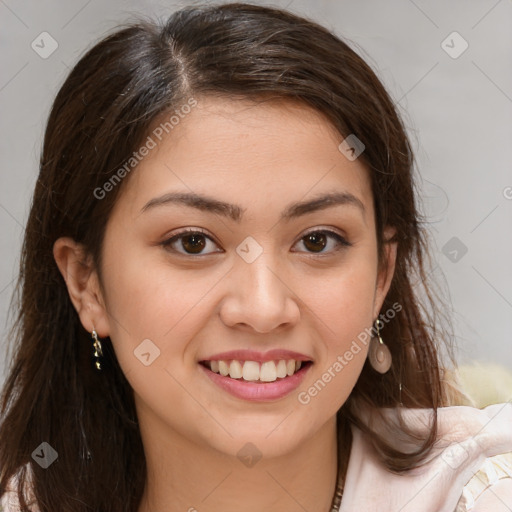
219, 253, 301, 333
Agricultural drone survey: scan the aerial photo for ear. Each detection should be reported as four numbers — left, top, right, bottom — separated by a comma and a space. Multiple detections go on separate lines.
53, 237, 110, 338
373, 225, 398, 320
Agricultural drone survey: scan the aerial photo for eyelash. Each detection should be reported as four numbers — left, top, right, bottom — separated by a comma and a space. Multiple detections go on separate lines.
160, 227, 352, 257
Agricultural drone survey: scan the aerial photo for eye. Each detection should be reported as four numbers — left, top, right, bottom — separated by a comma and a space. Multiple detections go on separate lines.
161, 228, 221, 256
292, 229, 352, 255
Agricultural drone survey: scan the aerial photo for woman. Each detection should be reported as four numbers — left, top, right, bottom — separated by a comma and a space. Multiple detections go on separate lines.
0, 3, 511, 511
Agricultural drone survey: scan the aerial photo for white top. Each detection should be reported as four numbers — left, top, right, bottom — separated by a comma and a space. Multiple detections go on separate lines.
340, 402, 512, 511
2, 403, 512, 511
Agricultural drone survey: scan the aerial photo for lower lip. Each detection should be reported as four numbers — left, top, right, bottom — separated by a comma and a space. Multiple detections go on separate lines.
199, 362, 312, 402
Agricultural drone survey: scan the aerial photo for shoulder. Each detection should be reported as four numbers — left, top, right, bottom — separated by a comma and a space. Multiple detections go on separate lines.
406, 402, 512, 511
340, 402, 512, 512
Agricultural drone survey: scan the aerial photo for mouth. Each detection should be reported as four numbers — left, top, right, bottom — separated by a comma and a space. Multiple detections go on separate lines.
199, 359, 314, 383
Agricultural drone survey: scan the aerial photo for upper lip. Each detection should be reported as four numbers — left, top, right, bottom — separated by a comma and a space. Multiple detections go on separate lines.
199, 349, 313, 363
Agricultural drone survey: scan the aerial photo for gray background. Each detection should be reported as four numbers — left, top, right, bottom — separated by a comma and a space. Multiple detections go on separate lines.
1, 0, 511, 385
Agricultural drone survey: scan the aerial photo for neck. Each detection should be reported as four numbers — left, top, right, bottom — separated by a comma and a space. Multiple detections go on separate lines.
136, 407, 341, 512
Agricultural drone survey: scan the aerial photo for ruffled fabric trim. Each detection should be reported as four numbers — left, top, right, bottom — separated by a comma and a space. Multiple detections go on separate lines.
456, 451, 512, 511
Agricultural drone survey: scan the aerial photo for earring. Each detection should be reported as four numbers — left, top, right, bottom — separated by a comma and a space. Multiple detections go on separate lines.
91, 329, 103, 371
368, 319, 392, 374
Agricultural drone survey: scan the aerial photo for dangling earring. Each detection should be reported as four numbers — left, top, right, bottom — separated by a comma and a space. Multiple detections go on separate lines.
91, 329, 103, 371
368, 319, 392, 374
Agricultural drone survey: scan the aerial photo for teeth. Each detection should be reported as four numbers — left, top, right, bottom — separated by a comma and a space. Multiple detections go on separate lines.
229, 360, 243, 379
206, 359, 308, 382
218, 360, 230, 376
260, 361, 277, 382
276, 360, 287, 378
242, 361, 260, 381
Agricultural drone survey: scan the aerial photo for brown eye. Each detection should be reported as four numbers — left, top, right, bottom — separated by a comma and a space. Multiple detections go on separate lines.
303, 232, 328, 253
294, 230, 351, 255
162, 229, 220, 256
180, 233, 207, 254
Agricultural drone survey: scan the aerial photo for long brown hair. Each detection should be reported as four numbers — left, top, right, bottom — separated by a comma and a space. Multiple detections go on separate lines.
0, 3, 456, 510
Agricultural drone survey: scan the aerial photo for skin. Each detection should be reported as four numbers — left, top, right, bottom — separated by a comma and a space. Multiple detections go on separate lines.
54, 97, 397, 512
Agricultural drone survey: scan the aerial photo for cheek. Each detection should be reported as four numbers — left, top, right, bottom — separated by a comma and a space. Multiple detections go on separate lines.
100, 253, 218, 430
298, 250, 377, 408
308, 246, 378, 340
100, 239, 225, 372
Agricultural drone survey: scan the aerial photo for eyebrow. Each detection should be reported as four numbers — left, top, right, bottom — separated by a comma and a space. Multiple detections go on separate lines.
140, 190, 365, 222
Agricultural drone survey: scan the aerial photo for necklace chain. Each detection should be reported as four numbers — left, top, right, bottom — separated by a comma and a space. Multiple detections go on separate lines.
329, 484, 343, 511
328, 454, 343, 511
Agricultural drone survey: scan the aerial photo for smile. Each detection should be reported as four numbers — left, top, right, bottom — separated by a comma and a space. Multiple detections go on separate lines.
200, 359, 312, 383
198, 357, 314, 402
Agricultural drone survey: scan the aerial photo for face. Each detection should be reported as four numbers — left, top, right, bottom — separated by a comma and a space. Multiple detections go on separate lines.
64, 96, 396, 460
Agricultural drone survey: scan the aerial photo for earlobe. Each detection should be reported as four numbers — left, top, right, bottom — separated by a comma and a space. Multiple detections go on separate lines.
53, 237, 110, 337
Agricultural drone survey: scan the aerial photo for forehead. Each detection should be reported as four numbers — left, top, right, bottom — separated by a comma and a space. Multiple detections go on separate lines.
113, 96, 373, 223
